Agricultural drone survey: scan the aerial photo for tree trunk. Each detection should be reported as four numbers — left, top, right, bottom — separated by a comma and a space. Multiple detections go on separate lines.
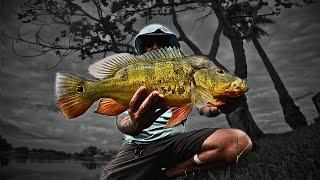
226, 38, 264, 137
206, 22, 263, 136
207, 21, 228, 71
251, 37, 307, 129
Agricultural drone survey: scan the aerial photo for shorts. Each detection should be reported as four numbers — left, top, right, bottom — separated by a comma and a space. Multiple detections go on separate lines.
100, 128, 218, 180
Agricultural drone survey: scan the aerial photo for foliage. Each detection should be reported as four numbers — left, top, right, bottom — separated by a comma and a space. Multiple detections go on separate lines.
12, 0, 315, 66
81, 145, 98, 157
14, 0, 137, 63
78, 145, 118, 159
114, 0, 315, 40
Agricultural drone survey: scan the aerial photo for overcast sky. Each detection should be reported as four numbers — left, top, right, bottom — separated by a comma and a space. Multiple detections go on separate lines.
0, 1, 320, 152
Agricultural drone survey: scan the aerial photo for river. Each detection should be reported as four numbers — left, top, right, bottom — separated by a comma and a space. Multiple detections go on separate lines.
0, 157, 108, 180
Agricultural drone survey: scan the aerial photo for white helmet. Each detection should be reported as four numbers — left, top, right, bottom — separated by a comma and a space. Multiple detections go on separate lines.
134, 24, 180, 55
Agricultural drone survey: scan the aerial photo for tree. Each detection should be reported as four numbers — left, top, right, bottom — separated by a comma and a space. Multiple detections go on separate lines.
248, 20, 307, 129
0, 135, 12, 152
81, 145, 98, 157
220, 1, 308, 129
12, 0, 138, 69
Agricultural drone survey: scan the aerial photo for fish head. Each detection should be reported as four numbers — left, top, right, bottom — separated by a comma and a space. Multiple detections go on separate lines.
187, 55, 215, 69
193, 68, 248, 98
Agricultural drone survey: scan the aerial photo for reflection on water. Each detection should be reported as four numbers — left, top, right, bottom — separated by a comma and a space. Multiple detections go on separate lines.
1, 157, 10, 167
0, 156, 108, 180
81, 161, 105, 170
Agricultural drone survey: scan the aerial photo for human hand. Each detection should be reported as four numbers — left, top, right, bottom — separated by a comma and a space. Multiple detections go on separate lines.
199, 105, 220, 117
128, 86, 169, 126
217, 95, 247, 114
116, 86, 168, 135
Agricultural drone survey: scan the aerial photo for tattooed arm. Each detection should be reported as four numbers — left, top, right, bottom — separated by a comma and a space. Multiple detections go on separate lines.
116, 86, 168, 136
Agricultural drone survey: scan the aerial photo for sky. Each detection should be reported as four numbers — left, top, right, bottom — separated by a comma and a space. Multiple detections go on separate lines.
0, 1, 320, 153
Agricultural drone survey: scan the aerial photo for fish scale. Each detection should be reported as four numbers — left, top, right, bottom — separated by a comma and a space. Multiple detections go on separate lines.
55, 47, 248, 127
102, 61, 193, 107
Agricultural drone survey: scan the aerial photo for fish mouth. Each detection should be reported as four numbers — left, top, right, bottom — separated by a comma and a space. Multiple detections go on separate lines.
227, 79, 248, 96
225, 88, 249, 97
213, 79, 248, 97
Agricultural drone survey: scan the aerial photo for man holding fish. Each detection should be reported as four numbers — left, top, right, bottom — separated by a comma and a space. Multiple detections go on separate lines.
54, 23, 252, 179
98, 24, 253, 179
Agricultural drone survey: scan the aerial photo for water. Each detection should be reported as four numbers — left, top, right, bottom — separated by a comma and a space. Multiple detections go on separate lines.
0, 157, 108, 180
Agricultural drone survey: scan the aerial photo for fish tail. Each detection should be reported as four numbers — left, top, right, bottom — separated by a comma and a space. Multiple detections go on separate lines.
55, 72, 94, 119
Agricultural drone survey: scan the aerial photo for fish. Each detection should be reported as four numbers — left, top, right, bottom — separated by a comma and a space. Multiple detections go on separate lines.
55, 47, 248, 127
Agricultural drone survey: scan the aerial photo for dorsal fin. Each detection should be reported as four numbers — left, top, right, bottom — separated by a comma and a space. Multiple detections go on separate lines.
88, 53, 138, 79
88, 47, 184, 79
138, 46, 184, 61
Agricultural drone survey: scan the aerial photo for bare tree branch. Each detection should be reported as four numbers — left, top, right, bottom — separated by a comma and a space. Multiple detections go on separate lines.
208, 20, 223, 58
12, 0, 314, 67
169, 0, 202, 55
207, 20, 228, 71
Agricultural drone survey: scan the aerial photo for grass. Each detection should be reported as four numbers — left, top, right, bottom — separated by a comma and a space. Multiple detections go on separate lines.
175, 122, 320, 180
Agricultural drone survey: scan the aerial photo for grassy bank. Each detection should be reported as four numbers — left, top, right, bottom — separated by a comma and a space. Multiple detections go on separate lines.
176, 122, 320, 180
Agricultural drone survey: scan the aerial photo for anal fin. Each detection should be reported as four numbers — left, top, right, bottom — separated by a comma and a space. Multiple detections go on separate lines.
95, 98, 127, 116
167, 103, 192, 128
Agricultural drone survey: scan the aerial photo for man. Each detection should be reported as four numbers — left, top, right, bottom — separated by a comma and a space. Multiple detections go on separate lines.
100, 24, 252, 179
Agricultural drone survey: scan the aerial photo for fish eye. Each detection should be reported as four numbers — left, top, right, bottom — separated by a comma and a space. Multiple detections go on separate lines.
216, 69, 224, 74
76, 85, 84, 93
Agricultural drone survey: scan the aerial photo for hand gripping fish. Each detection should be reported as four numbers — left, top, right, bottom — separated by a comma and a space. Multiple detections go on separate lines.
55, 47, 248, 127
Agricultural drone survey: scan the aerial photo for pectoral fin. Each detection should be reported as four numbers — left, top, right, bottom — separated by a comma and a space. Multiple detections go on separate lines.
166, 103, 192, 128
95, 98, 127, 116
190, 83, 214, 108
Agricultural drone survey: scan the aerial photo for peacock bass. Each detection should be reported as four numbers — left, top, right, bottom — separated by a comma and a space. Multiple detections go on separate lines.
55, 47, 248, 127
